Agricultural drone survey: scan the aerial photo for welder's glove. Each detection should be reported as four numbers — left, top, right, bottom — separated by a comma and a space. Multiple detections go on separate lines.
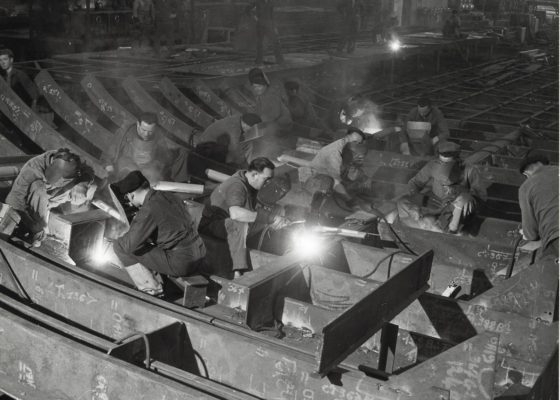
269, 215, 290, 231
454, 192, 476, 217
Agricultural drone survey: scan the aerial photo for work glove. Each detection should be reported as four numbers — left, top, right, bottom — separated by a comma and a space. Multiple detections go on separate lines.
269, 215, 290, 231
455, 192, 475, 217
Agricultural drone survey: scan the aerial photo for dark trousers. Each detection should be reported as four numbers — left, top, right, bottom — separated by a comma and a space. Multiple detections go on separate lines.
540, 237, 559, 263
114, 236, 206, 277
256, 22, 283, 64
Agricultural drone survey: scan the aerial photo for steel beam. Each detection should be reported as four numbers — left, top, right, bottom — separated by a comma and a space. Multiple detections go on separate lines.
81, 74, 137, 129
0, 77, 107, 178
35, 70, 114, 152
316, 250, 433, 375
122, 76, 194, 145
159, 77, 215, 129
192, 79, 237, 118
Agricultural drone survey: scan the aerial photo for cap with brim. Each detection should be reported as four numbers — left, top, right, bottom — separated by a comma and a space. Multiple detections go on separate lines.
438, 141, 461, 155
111, 171, 148, 196
248, 68, 269, 86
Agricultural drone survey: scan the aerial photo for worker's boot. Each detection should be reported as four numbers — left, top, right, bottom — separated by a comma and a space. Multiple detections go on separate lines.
125, 263, 163, 297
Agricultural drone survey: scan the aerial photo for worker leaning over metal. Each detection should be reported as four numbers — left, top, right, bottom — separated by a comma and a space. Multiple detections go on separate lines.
5, 149, 96, 247
518, 153, 559, 262
110, 171, 206, 296
397, 141, 486, 233
106, 111, 183, 184
397, 96, 450, 156
306, 127, 369, 207
198, 157, 290, 278
197, 113, 263, 168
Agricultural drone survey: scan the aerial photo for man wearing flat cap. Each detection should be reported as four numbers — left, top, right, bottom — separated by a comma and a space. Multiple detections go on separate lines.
111, 171, 206, 295
518, 152, 558, 262
398, 96, 450, 156
248, 68, 291, 128
397, 141, 486, 233
197, 112, 263, 167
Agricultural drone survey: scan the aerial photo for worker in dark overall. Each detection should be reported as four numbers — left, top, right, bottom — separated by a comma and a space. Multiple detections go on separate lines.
442, 10, 461, 38
153, 0, 179, 55
106, 112, 177, 184
198, 157, 290, 277
397, 96, 450, 156
336, 0, 364, 54
397, 141, 486, 233
250, 0, 284, 65
0, 48, 39, 110
518, 153, 558, 262
111, 171, 206, 296
5, 149, 96, 247
197, 113, 263, 168
131, 0, 155, 51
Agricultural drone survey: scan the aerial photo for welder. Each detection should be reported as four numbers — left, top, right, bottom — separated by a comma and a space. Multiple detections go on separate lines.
284, 80, 334, 139
198, 157, 290, 277
518, 153, 558, 262
398, 96, 450, 156
111, 171, 206, 296
5, 149, 96, 247
397, 141, 486, 233
248, 68, 291, 128
106, 112, 180, 184
197, 113, 263, 168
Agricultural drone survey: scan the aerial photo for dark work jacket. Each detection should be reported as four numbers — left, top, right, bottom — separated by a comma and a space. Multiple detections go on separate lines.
117, 189, 197, 255
1, 68, 39, 105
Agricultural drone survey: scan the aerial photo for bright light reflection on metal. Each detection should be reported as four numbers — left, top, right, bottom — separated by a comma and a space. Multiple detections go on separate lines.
389, 39, 401, 52
292, 229, 324, 258
91, 240, 111, 265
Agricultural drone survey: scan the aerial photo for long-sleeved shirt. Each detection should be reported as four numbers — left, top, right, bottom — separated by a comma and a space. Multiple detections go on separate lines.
109, 123, 174, 182
408, 159, 487, 203
198, 115, 249, 166
116, 189, 197, 254
399, 106, 450, 156
310, 137, 351, 182
518, 165, 559, 247
1, 68, 39, 105
5, 151, 84, 223
254, 88, 292, 126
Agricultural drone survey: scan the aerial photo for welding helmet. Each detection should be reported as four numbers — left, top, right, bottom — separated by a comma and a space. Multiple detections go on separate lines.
257, 174, 291, 206
303, 173, 334, 195
45, 148, 81, 184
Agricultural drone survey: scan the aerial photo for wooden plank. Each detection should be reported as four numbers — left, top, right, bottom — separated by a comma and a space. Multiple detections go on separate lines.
192, 79, 237, 118
35, 70, 114, 151
122, 76, 194, 145
0, 239, 447, 400
81, 74, 137, 129
159, 77, 215, 129
0, 77, 107, 178
315, 250, 433, 375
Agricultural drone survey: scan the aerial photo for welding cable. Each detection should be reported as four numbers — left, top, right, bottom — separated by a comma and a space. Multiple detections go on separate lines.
504, 234, 524, 279
359, 250, 410, 280
369, 206, 418, 256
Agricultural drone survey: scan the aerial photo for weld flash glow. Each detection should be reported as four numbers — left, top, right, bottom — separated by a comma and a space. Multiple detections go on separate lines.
389, 39, 401, 52
292, 229, 324, 258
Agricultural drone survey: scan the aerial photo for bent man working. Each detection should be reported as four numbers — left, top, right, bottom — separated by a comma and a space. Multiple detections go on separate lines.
111, 171, 207, 295
5, 149, 95, 247
518, 153, 558, 262
397, 141, 486, 233
198, 157, 288, 277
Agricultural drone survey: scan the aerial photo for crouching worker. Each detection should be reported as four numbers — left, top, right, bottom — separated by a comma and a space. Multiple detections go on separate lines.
397, 141, 486, 233
198, 157, 290, 278
5, 148, 96, 247
111, 171, 206, 296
